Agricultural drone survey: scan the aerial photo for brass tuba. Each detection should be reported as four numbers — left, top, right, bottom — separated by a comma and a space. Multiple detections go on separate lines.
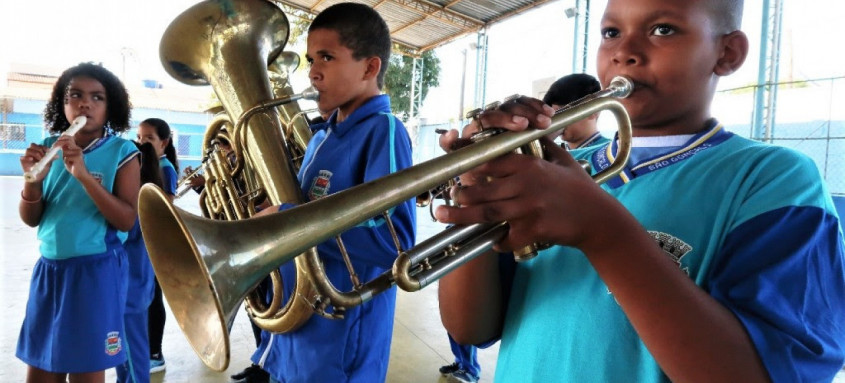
146, 0, 319, 371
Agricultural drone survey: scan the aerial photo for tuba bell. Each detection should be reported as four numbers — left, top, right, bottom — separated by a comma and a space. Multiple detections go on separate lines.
144, 0, 319, 371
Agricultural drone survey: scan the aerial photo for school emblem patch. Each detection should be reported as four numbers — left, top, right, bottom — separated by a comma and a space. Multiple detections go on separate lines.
607, 231, 694, 298
648, 230, 693, 274
105, 331, 122, 356
309, 170, 333, 200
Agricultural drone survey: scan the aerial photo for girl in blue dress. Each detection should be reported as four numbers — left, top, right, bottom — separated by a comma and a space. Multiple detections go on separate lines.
17, 62, 140, 383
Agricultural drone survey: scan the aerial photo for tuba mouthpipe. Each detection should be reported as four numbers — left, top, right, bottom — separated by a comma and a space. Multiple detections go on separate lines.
230, 87, 319, 176
235, 87, 319, 133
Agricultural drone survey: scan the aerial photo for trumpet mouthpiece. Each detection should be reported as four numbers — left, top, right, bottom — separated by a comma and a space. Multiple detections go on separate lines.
608, 76, 634, 99
300, 87, 319, 102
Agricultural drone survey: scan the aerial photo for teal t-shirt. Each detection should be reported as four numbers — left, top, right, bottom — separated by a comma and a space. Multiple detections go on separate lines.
37, 134, 139, 259
495, 122, 845, 382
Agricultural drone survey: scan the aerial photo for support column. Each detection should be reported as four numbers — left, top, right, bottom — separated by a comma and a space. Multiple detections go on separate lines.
473, 30, 489, 109
752, 0, 784, 142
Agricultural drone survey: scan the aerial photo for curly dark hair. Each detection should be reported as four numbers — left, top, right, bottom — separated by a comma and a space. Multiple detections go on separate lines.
43, 62, 132, 134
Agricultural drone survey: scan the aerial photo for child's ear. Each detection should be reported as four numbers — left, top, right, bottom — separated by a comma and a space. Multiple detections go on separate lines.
363, 57, 382, 81
714, 30, 749, 76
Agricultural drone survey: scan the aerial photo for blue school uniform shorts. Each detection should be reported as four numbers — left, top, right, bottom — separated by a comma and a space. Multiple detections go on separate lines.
16, 249, 128, 373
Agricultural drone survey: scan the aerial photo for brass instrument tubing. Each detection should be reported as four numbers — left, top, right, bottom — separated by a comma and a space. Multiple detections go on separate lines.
409, 223, 509, 290
382, 211, 404, 258
175, 165, 205, 198
334, 236, 362, 289
393, 223, 506, 291
286, 95, 631, 302
231, 88, 318, 175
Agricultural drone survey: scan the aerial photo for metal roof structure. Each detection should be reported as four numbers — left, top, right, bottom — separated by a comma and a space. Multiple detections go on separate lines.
272, 0, 558, 56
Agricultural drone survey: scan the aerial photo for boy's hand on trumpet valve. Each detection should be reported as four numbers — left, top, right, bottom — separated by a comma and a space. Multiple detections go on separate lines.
471, 96, 554, 135
434, 96, 620, 253
438, 96, 555, 187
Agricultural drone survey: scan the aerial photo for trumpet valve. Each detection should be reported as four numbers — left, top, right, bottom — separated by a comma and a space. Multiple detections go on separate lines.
483, 101, 501, 111
512, 242, 553, 262
465, 108, 482, 120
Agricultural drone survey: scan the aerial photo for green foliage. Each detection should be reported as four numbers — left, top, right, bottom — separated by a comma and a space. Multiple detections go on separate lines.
282, 6, 313, 47
384, 50, 441, 122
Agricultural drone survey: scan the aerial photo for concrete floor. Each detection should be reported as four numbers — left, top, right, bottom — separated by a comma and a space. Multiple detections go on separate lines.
0, 176, 499, 382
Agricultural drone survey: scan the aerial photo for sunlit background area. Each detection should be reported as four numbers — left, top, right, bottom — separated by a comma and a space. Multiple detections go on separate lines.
1, 0, 844, 381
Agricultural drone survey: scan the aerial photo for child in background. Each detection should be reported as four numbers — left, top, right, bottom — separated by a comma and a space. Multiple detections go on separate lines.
115, 142, 164, 383
251, 3, 416, 382
17, 62, 140, 383
437, 0, 845, 382
136, 117, 178, 197
135, 117, 178, 373
543, 73, 608, 149
439, 333, 481, 383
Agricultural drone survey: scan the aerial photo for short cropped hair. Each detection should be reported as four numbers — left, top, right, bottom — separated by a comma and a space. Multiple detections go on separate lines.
309, 2, 392, 89
543, 73, 601, 107
44, 62, 132, 134
708, 0, 744, 34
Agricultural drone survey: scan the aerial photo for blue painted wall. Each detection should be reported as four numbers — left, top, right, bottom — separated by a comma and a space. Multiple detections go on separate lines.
1, 98, 210, 177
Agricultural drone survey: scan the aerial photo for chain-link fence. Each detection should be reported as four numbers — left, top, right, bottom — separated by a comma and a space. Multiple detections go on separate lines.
715, 76, 845, 196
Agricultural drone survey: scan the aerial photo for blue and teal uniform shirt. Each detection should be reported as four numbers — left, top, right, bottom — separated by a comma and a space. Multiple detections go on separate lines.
37, 134, 139, 259
495, 120, 845, 383
573, 131, 610, 149
254, 94, 416, 383
159, 156, 177, 195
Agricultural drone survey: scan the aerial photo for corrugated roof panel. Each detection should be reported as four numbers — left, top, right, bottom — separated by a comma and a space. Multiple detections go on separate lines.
272, 0, 551, 54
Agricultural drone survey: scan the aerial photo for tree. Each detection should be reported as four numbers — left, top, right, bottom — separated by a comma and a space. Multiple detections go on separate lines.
384, 50, 440, 122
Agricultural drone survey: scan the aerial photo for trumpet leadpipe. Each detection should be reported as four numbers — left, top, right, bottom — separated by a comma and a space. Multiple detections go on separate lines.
24, 115, 87, 182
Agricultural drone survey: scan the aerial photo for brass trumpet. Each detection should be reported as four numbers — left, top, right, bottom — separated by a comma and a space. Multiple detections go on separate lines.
138, 75, 633, 369
174, 165, 205, 198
